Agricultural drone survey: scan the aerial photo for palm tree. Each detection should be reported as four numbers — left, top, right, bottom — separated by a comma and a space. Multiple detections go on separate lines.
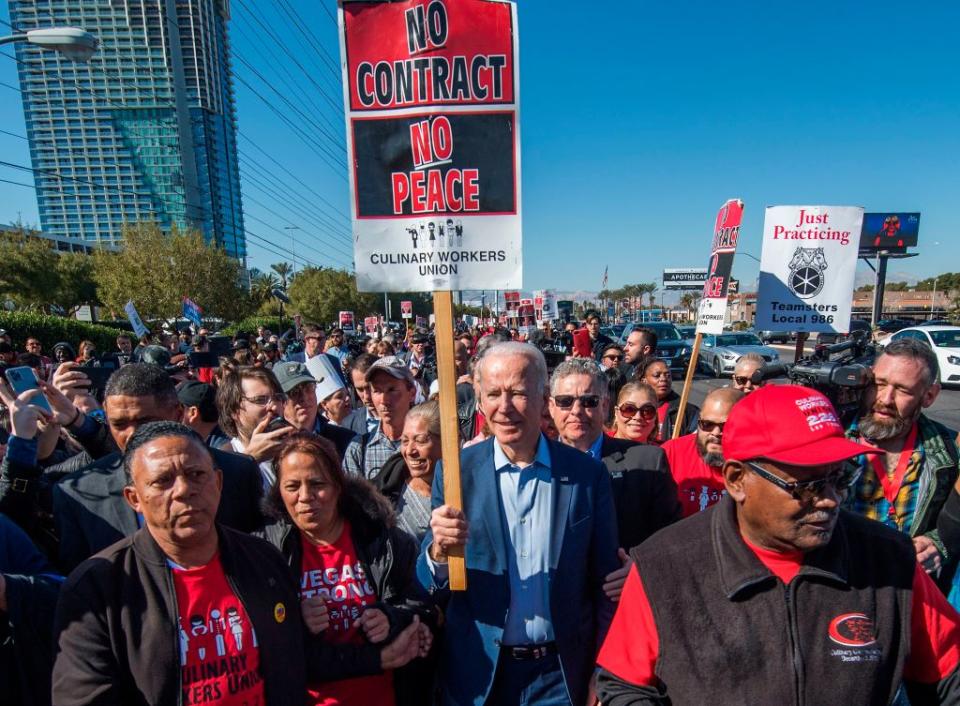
271, 262, 293, 291
250, 271, 279, 307
647, 283, 658, 311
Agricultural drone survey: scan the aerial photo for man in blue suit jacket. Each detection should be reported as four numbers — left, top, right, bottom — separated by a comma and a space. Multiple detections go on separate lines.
418, 342, 619, 706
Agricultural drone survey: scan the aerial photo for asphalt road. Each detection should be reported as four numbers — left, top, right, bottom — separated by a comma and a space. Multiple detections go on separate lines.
677, 341, 960, 435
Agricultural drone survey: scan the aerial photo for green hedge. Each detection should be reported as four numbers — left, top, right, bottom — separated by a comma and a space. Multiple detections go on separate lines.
219, 315, 292, 337
0, 311, 128, 351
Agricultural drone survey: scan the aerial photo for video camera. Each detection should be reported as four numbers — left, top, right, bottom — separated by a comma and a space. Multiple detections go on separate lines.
787, 330, 877, 427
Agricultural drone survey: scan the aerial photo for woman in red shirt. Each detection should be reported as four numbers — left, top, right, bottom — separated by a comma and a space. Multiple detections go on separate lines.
259, 434, 435, 706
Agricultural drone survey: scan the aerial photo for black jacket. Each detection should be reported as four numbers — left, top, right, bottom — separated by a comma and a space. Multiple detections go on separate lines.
52, 447, 263, 573
0, 513, 62, 706
312, 415, 357, 460
52, 525, 307, 706
658, 390, 699, 440
598, 495, 960, 705
258, 476, 435, 705
598, 436, 681, 550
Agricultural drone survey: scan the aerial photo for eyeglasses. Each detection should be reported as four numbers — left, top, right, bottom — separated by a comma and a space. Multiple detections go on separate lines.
602, 354, 623, 362
617, 403, 657, 420
552, 394, 601, 409
242, 393, 285, 407
746, 461, 862, 503
287, 383, 316, 401
698, 419, 725, 433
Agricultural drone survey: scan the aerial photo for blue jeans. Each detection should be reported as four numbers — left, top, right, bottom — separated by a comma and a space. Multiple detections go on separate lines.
485, 653, 571, 706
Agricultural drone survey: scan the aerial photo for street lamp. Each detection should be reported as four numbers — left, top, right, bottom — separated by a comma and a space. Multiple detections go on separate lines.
0, 27, 98, 62
929, 241, 941, 321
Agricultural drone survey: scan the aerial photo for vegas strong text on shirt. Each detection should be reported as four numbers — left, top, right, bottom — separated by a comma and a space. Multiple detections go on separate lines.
171, 553, 264, 706
299, 521, 395, 706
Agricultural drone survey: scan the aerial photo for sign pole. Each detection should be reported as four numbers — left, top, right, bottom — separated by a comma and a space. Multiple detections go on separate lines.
672, 332, 702, 439
432, 290, 467, 590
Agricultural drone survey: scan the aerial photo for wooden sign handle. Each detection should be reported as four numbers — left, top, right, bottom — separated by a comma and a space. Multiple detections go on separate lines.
432, 291, 467, 590
672, 332, 702, 440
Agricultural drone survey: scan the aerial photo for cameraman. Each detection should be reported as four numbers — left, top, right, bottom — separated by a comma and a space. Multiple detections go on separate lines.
846, 338, 958, 593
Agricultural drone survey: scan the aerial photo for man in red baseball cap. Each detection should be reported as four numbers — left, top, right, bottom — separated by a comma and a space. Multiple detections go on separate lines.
597, 384, 960, 705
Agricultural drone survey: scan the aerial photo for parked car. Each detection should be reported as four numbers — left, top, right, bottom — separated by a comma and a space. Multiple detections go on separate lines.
879, 325, 960, 386
699, 332, 780, 378
756, 329, 792, 344
618, 322, 692, 373
815, 319, 873, 346
918, 319, 953, 327
875, 318, 913, 334
676, 325, 696, 342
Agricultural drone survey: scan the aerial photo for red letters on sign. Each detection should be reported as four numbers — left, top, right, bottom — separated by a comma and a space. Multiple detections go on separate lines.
391, 168, 480, 214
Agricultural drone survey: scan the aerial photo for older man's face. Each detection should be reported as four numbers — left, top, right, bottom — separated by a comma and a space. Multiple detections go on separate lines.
729, 459, 843, 553
479, 354, 545, 449
549, 373, 607, 448
733, 360, 764, 393
123, 435, 222, 548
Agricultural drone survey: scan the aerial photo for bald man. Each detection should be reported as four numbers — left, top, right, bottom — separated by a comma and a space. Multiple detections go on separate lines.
661, 388, 744, 517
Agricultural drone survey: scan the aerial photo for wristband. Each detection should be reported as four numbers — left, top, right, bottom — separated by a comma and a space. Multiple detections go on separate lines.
68, 407, 83, 428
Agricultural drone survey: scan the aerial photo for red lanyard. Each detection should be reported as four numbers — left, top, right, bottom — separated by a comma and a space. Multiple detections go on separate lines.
868, 423, 918, 517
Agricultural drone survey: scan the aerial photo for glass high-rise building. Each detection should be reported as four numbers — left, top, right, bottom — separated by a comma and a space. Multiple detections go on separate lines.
8, 0, 245, 259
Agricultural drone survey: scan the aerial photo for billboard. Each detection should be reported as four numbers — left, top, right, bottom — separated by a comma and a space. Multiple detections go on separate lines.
338, 0, 522, 292
858, 212, 920, 254
663, 268, 708, 290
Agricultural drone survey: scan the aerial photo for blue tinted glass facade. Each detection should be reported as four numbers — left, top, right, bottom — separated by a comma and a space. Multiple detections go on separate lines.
8, 0, 245, 259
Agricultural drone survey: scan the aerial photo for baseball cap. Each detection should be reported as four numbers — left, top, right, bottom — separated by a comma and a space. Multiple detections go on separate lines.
722, 384, 880, 466
365, 355, 414, 385
273, 361, 315, 393
177, 380, 214, 408
140, 345, 172, 368
411, 329, 430, 344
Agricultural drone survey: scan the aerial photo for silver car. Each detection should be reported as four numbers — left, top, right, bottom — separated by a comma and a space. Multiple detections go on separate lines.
700, 332, 780, 378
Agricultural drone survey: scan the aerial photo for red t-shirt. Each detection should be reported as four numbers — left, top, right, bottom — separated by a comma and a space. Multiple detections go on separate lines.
171, 554, 265, 706
598, 554, 960, 689
300, 523, 395, 706
661, 433, 726, 517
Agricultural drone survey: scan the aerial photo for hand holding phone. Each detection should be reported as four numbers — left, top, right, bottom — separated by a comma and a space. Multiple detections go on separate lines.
572, 329, 593, 358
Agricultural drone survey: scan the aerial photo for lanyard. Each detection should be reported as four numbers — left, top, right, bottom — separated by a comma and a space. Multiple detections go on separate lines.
867, 423, 918, 517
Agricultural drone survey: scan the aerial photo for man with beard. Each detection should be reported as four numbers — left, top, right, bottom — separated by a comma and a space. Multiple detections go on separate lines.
597, 385, 960, 705
621, 327, 657, 376
846, 338, 959, 590
661, 387, 743, 517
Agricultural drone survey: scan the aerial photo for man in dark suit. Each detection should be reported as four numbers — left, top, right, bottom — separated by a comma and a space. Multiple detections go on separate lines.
52, 365, 263, 572
548, 357, 681, 556
418, 342, 619, 706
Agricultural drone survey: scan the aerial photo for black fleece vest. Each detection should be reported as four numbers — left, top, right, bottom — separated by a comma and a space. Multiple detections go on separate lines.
632, 496, 915, 706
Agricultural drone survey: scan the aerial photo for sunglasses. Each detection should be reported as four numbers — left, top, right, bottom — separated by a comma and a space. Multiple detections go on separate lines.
617, 403, 657, 420
552, 394, 601, 409
698, 419, 725, 433
603, 354, 623, 362
746, 461, 862, 503
733, 375, 754, 386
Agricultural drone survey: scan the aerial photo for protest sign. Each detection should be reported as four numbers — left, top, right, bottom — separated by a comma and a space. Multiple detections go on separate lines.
504, 290, 521, 317
663, 268, 708, 290
124, 301, 149, 339
339, 0, 522, 292
181, 297, 203, 330
400, 300, 413, 319
755, 206, 863, 334
540, 290, 557, 321
339, 311, 356, 333
416, 315, 427, 328
696, 200, 745, 335
676, 199, 744, 439
364, 316, 379, 334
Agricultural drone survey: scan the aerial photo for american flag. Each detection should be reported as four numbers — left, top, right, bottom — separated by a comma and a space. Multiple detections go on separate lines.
601, 266, 608, 289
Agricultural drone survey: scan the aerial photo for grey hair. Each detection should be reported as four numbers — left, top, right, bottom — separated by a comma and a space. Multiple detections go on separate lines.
735, 352, 765, 367
477, 341, 548, 392
878, 338, 940, 387
549, 357, 609, 399
406, 399, 441, 437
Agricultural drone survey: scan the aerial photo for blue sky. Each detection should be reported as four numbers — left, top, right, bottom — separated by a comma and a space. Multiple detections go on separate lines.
1, 1, 958, 302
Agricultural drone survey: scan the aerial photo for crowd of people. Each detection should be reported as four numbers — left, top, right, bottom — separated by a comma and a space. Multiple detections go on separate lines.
0, 314, 959, 705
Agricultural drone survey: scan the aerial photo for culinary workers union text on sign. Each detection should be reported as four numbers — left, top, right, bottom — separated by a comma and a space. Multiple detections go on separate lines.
755, 206, 863, 334
696, 199, 744, 335
338, 0, 522, 292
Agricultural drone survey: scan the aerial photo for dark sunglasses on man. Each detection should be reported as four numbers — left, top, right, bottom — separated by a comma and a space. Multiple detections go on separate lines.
616, 402, 657, 420
697, 419, 725, 434
553, 394, 601, 409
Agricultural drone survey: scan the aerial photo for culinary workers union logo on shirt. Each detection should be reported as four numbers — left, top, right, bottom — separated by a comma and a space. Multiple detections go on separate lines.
828, 612, 877, 647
